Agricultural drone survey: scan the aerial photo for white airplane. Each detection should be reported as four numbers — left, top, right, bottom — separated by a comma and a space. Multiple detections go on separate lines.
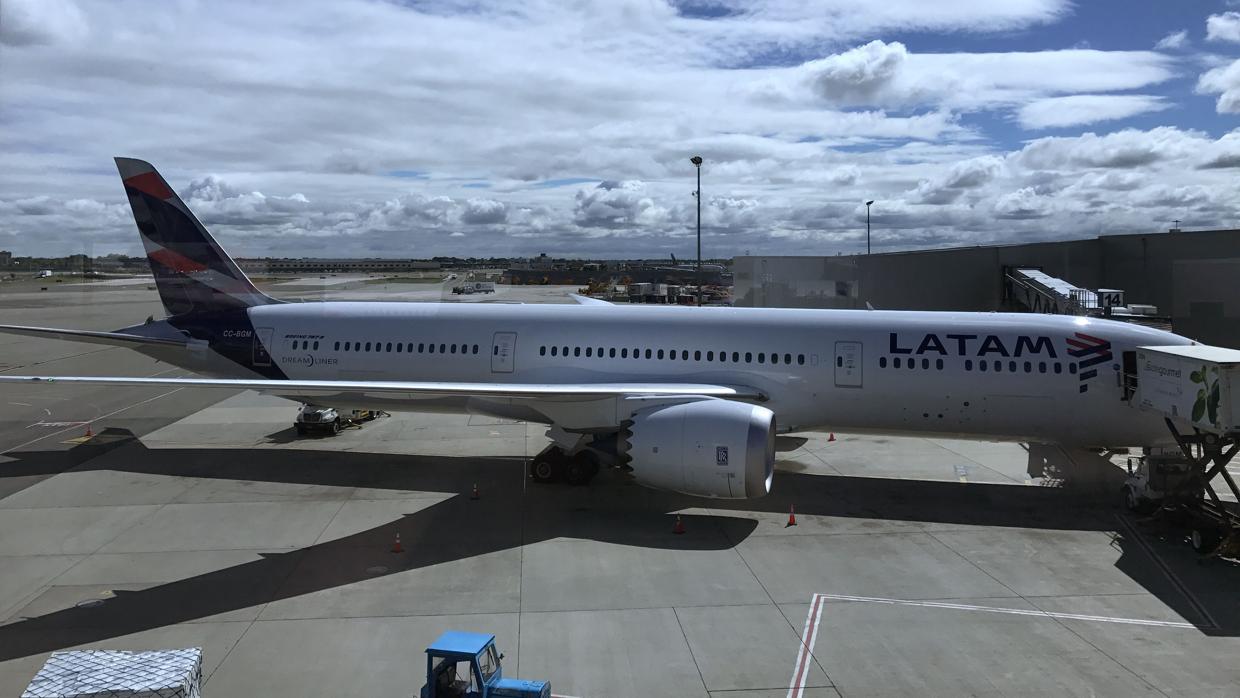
0, 158, 1196, 499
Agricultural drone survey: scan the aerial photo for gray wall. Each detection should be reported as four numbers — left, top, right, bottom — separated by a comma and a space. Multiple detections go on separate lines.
735, 229, 1240, 347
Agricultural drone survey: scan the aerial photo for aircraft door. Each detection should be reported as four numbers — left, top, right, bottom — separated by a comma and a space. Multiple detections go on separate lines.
834, 341, 862, 388
492, 332, 517, 373
253, 327, 274, 367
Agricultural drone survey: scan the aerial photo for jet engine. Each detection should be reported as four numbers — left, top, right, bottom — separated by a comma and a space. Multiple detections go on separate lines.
619, 399, 775, 499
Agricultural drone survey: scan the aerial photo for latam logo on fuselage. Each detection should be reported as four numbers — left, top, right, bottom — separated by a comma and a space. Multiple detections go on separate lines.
888, 333, 1057, 358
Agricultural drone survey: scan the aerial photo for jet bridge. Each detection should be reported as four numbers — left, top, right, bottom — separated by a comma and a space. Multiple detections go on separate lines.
1124, 344, 1240, 557
1004, 267, 1101, 315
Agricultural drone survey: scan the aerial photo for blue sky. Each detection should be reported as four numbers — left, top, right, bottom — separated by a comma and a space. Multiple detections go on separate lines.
1, 0, 1239, 258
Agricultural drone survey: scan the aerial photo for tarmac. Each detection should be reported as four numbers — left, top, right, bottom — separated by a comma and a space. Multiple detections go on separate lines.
1, 276, 1239, 697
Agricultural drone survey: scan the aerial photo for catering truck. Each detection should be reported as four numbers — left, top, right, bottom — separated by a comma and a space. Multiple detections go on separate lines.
1124, 344, 1240, 556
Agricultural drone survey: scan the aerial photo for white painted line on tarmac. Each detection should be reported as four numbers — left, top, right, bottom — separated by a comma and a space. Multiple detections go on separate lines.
813, 593, 1197, 629
1, 387, 186, 456
786, 592, 826, 698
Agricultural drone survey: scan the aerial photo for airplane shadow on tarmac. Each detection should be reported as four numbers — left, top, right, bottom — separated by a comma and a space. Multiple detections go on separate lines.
0, 427, 1237, 663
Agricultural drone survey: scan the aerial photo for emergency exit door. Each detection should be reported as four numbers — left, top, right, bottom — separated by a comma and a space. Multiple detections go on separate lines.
492, 332, 517, 373
834, 341, 862, 388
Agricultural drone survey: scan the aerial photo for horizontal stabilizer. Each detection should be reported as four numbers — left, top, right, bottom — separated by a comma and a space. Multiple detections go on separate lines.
0, 324, 186, 349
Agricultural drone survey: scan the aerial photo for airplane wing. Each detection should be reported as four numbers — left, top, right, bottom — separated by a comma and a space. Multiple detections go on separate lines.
0, 375, 763, 402
569, 294, 612, 306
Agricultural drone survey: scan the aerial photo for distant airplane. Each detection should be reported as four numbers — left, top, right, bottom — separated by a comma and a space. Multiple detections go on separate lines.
661, 253, 725, 274
0, 159, 1196, 499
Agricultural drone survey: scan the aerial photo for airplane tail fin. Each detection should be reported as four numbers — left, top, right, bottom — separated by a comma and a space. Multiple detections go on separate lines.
115, 157, 278, 316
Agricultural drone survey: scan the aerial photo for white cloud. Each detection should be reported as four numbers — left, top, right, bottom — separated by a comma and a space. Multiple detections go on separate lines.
0, 0, 87, 47
460, 198, 508, 225
1016, 127, 1204, 169
1016, 95, 1170, 129
1206, 11, 1240, 43
0, 0, 1235, 259
994, 187, 1052, 219
1197, 58, 1240, 113
795, 40, 1174, 112
1154, 29, 1189, 50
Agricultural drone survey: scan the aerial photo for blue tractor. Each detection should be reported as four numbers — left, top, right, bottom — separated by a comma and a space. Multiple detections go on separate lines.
421, 631, 550, 698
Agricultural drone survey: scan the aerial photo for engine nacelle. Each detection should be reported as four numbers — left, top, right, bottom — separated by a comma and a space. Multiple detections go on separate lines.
620, 399, 775, 499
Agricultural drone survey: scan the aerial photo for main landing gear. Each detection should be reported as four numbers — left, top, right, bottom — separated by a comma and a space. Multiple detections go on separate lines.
529, 444, 600, 486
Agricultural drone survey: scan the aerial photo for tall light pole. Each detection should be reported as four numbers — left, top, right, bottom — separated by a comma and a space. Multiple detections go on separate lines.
691, 155, 703, 306
865, 200, 875, 255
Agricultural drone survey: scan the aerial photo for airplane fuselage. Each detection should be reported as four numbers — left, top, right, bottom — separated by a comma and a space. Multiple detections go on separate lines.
158, 302, 1192, 447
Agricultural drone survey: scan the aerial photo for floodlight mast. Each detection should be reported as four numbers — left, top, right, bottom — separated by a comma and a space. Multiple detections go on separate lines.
865, 200, 875, 254
691, 156, 703, 306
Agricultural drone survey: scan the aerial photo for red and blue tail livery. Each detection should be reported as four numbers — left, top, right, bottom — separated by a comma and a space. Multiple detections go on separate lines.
116, 157, 278, 316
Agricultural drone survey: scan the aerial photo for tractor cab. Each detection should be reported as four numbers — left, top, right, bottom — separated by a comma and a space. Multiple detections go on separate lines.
421, 631, 550, 698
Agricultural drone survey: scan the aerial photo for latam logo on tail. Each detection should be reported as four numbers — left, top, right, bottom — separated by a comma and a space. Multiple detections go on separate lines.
1067, 332, 1113, 393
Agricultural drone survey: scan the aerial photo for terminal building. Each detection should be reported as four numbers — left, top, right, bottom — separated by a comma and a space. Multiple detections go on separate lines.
734, 228, 1240, 348
235, 258, 440, 274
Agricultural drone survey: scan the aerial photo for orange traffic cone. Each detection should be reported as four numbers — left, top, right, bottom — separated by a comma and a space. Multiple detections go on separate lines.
827, 432, 836, 442
786, 504, 797, 527
390, 532, 404, 554
83, 424, 94, 439
470, 483, 480, 500
672, 515, 686, 535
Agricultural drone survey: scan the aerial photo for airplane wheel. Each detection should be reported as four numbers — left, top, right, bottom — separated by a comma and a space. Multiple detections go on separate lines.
1123, 486, 1156, 515
565, 453, 598, 486
1190, 527, 1221, 555
531, 453, 562, 483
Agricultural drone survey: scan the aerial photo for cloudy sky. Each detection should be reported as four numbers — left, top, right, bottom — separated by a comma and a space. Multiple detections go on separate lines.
2, 0, 1240, 259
